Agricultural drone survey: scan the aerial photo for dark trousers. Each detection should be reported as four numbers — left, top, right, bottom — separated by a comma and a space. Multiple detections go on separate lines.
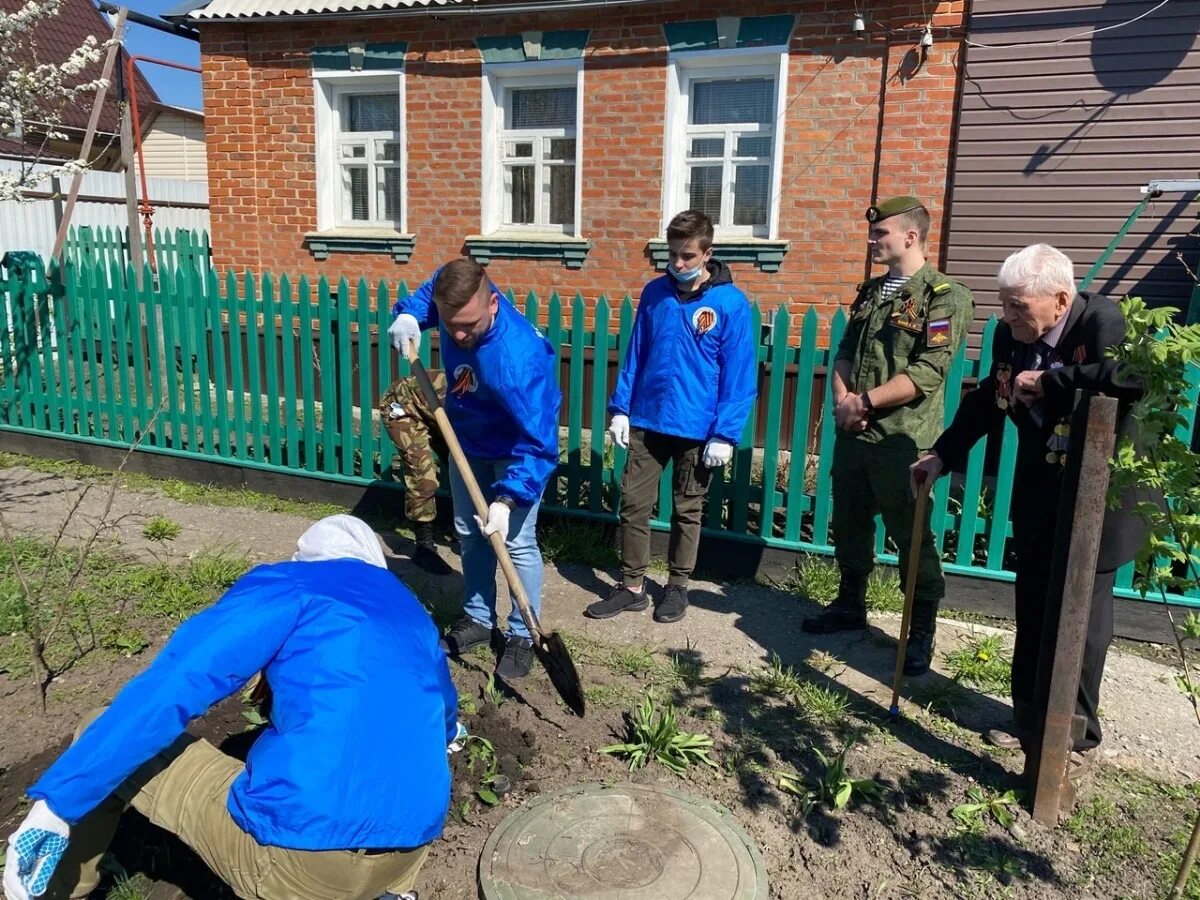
618, 428, 710, 586
1011, 481, 1115, 751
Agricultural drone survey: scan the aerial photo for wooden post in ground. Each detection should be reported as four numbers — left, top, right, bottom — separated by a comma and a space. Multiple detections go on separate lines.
1027, 391, 1118, 826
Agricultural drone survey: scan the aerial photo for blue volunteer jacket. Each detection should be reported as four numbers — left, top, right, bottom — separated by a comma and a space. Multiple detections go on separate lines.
610, 261, 757, 443
394, 270, 561, 506
29, 559, 458, 851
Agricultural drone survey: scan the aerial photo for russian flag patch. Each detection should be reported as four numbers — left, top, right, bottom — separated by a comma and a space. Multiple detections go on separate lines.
927, 319, 951, 346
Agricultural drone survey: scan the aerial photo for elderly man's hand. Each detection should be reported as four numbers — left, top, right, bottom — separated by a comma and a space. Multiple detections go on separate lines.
1014, 369, 1045, 407
909, 453, 944, 497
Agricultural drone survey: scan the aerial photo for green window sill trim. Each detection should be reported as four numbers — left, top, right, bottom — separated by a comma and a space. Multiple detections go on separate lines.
304, 232, 416, 264
465, 235, 592, 269
646, 239, 790, 273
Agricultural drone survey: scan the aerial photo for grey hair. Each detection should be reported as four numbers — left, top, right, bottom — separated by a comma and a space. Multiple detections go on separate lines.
996, 244, 1075, 297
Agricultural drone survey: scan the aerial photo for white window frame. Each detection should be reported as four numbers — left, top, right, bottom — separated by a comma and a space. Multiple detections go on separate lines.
481, 59, 584, 237
312, 70, 407, 233
662, 47, 789, 240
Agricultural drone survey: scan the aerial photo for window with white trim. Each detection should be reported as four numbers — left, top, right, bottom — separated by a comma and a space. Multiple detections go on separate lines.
313, 72, 407, 233
663, 51, 789, 239
482, 62, 583, 236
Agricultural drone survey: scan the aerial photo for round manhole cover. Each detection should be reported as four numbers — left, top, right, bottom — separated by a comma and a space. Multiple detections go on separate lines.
479, 782, 768, 899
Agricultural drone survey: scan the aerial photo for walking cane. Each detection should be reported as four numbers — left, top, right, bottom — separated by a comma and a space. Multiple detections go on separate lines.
889, 470, 932, 719
405, 351, 585, 717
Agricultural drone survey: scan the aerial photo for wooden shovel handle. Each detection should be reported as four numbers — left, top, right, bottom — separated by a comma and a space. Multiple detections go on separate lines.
407, 352, 543, 642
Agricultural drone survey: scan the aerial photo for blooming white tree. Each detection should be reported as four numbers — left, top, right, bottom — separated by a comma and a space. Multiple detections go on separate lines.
0, 0, 113, 202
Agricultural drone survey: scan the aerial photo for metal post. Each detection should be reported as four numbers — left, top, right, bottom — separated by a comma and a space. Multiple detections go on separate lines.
1028, 391, 1118, 826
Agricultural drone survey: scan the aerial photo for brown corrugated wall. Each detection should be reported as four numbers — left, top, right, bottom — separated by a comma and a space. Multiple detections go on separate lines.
943, 0, 1200, 341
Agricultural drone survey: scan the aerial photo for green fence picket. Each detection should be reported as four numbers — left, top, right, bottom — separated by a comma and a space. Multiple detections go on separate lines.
205, 268, 231, 458
730, 303, 763, 534
544, 292, 563, 506
225, 271, 248, 460
159, 264, 186, 447
64, 262, 89, 436
785, 308, 818, 543
79, 262, 105, 438
376, 281, 395, 480
174, 265, 202, 451
188, 259, 213, 453
930, 341, 968, 556
317, 278, 337, 474
811, 309, 846, 547
335, 278, 355, 477
243, 272, 265, 460
109, 262, 136, 443
279, 275, 300, 469
589, 296, 610, 513
356, 279, 375, 480
758, 307, 790, 539
566, 294, 586, 508
955, 319, 996, 567
261, 273, 283, 465
298, 276, 318, 473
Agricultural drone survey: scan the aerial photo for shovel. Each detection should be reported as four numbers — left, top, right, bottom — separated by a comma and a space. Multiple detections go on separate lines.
889, 472, 931, 719
406, 352, 586, 717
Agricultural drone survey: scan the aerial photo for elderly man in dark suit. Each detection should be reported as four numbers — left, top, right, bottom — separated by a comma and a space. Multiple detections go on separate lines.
910, 243, 1145, 770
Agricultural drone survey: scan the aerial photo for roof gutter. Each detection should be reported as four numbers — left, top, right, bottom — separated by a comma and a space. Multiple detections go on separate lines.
182, 0, 670, 24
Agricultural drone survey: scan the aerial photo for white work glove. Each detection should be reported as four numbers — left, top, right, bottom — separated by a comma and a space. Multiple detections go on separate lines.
608, 414, 630, 449
4, 800, 70, 900
448, 721, 469, 754
388, 313, 421, 357
702, 439, 734, 469
474, 501, 511, 538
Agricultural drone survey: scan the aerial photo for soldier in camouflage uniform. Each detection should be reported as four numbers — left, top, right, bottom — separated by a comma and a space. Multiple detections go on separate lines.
801, 196, 974, 676
378, 369, 453, 575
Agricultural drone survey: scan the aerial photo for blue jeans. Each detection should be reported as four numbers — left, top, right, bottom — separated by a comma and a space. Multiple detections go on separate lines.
448, 456, 543, 641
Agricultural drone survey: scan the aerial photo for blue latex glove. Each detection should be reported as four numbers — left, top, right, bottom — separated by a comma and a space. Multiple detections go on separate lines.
3, 800, 70, 900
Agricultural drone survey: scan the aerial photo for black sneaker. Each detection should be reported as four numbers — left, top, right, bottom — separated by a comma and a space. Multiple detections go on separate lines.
495, 635, 535, 680
584, 583, 650, 619
440, 615, 492, 657
654, 584, 689, 623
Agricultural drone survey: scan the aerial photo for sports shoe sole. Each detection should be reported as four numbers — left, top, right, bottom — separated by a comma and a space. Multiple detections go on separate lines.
583, 595, 650, 619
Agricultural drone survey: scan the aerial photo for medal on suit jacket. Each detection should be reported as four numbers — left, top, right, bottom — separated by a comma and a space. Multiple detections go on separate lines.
995, 363, 1013, 409
1045, 419, 1070, 465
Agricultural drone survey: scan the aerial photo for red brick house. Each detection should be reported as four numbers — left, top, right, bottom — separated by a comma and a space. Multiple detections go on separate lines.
165, 0, 966, 323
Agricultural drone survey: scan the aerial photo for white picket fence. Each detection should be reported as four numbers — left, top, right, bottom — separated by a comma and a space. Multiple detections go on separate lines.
0, 159, 209, 260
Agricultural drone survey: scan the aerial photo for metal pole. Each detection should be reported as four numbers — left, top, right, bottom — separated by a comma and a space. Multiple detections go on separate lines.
1030, 391, 1118, 826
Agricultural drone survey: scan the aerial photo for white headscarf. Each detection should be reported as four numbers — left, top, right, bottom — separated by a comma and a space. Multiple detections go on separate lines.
292, 515, 387, 569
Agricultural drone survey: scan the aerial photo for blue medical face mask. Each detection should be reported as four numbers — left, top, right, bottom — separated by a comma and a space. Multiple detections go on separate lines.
667, 261, 704, 283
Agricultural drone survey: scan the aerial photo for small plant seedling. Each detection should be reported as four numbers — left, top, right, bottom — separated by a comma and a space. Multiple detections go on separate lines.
776, 770, 819, 819
610, 644, 658, 678
794, 682, 851, 725
142, 516, 182, 543
750, 653, 805, 698
805, 649, 843, 676
944, 633, 1013, 696
811, 732, 883, 810
951, 786, 1021, 833
601, 693, 718, 774
458, 695, 478, 716
865, 569, 903, 613
483, 673, 507, 707
788, 556, 840, 604
242, 708, 268, 727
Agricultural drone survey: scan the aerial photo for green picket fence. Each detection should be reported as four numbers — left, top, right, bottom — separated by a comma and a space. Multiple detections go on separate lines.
64, 226, 211, 277
0, 253, 1197, 608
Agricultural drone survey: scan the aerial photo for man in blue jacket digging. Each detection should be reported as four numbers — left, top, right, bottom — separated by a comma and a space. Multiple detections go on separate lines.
3, 515, 457, 900
388, 258, 561, 679
586, 210, 757, 624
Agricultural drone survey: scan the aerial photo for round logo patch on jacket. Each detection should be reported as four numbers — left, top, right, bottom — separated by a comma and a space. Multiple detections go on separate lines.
692, 306, 718, 335
451, 364, 478, 396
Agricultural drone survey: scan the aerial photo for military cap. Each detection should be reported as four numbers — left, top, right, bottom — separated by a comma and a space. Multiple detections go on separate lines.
865, 196, 925, 223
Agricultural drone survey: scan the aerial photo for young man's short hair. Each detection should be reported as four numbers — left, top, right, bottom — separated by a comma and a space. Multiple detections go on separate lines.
894, 206, 931, 244
433, 258, 488, 310
666, 210, 714, 251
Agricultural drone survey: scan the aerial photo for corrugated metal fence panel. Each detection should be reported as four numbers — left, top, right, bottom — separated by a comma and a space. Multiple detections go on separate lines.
0, 160, 209, 259
944, 0, 1200, 342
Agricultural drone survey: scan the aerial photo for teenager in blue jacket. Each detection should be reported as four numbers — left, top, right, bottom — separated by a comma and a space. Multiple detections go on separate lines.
3, 516, 456, 900
586, 210, 757, 624
388, 258, 561, 679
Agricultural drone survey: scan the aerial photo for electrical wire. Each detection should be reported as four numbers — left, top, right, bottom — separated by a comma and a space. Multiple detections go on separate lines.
964, 0, 1171, 49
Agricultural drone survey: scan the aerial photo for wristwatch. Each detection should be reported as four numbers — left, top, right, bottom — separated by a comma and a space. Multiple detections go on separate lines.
496, 495, 517, 510
861, 392, 875, 416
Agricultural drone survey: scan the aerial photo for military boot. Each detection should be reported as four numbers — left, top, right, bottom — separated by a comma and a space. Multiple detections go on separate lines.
801, 569, 868, 634
903, 598, 939, 675
412, 522, 454, 576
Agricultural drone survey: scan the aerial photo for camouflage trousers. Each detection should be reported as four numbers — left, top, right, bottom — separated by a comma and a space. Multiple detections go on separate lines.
379, 370, 448, 524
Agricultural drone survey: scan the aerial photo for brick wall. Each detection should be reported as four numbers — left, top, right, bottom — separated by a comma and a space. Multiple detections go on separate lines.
199, 0, 967, 327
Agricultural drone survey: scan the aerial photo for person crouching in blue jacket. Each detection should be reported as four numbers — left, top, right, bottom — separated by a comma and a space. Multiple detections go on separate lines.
388, 259, 562, 680
586, 210, 757, 624
3, 516, 457, 900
